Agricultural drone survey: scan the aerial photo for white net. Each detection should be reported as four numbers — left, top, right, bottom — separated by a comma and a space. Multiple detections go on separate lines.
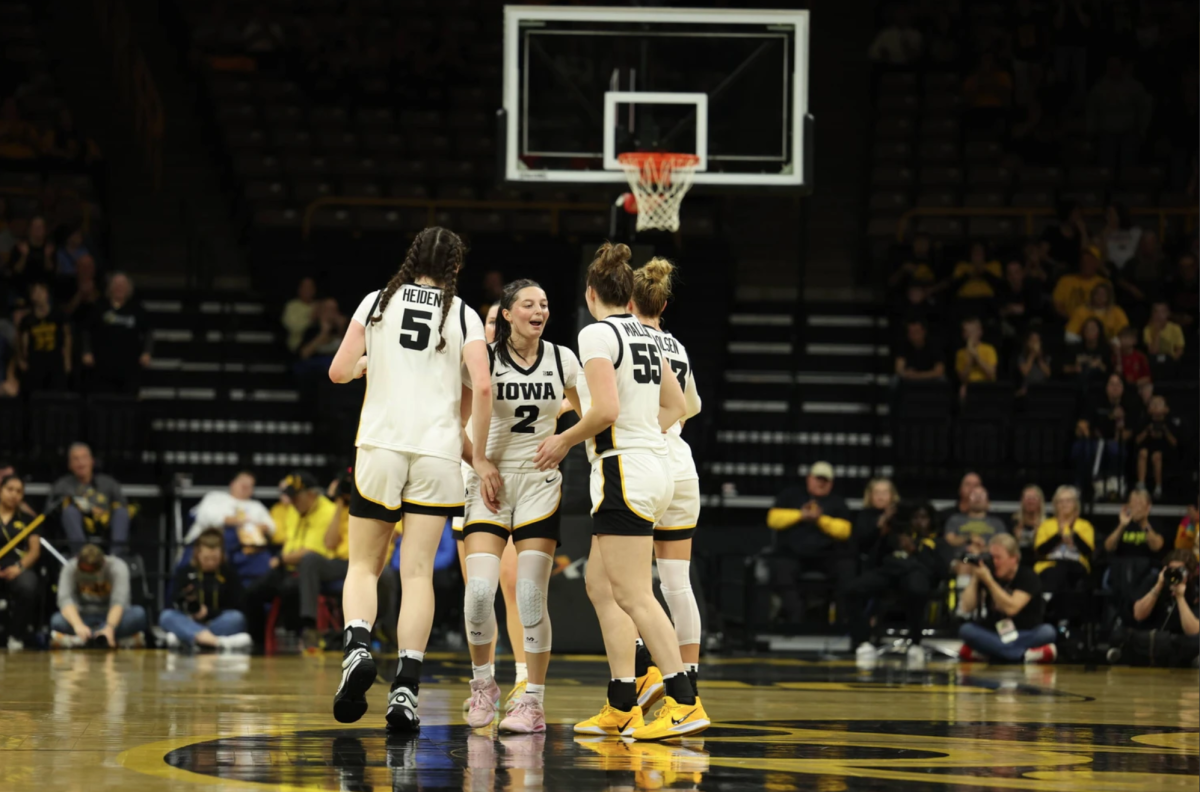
618, 153, 699, 233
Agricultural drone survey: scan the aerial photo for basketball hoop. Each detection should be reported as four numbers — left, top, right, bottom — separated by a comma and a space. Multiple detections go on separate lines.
617, 152, 700, 233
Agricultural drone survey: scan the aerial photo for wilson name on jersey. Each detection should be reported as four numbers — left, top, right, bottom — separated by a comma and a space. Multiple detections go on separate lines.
577, 314, 670, 464
471, 340, 579, 470
647, 326, 699, 482
352, 284, 485, 463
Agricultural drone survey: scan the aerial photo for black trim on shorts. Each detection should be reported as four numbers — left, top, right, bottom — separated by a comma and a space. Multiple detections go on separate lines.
349, 476, 402, 523
463, 521, 510, 541
513, 511, 562, 545
653, 526, 698, 542
594, 426, 615, 455
592, 456, 653, 537
600, 319, 624, 369
403, 500, 465, 518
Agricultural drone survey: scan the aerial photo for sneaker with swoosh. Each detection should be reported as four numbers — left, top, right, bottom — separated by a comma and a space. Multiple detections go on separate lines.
629, 696, 710, 741
572, 701, 644, 736
636, 665, 665, 713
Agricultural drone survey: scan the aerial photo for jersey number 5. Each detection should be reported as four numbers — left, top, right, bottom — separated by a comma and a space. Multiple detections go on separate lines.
630, 343, 662, 385
399, 309, 432, 350
511, 405, 539, 433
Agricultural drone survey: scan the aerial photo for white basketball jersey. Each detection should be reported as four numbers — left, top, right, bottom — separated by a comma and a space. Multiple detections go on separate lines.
352, 284, 485, 463
470, 340, 580, 469
647, 326, 700, 482
577, 314, 669, 463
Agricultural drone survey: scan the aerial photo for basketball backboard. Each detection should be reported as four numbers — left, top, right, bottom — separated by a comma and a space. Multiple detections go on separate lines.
501, 5, 811, 190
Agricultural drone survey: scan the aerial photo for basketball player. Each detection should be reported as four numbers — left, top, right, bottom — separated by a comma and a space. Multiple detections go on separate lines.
460, 279, 582, 733
533, 242, 709, 740
454, 303, 529, 714
327, 227, 499, 732
629, 258, 704, 706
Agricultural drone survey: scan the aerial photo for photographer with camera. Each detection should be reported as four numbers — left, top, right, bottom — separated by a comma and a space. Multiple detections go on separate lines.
159, 529, 252, 651
957, 534, 1057, 663
49, 543, 147, 648
1109, 549, 1199, 667
295, 471, 400, 651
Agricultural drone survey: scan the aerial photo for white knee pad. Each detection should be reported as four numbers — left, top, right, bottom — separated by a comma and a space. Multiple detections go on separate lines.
464, 553, 500, 646
515, 551, 554, 654
657, 557, 701, 646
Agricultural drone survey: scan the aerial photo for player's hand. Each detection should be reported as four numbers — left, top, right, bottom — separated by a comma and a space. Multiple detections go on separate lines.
973, 563, 994, 584
194, 605, 208, 622
473, 457, 502, 513
352, 355, 368, 379
533, 434, 569, 472
95, 625, 116, 647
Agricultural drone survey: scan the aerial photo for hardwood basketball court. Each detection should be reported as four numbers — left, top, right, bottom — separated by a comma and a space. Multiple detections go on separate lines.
1, 651, 1195, 791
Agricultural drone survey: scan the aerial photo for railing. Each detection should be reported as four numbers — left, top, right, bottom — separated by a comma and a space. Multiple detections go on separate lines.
93, 0, 164, 189
300, 196, 610, 240
0, 187, 92, 233
895, 205, 1199, 242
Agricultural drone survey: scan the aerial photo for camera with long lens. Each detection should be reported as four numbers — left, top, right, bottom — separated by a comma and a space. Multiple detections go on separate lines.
335, 470, 353, 503
181, 570, 202, 614
1164, 567, 1186, 589
963, 552, 995, 573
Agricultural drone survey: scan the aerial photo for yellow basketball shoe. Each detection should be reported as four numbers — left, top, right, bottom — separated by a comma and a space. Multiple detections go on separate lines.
573, 701, 645, 737
636, 665, 665, 712
629, 696, 710, 741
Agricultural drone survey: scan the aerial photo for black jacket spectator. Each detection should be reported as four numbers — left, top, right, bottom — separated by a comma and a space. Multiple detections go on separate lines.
1112, 550, 1200, 667
894, 321, 945, 381
171, 559, 245, 620
82, 273, 151, 395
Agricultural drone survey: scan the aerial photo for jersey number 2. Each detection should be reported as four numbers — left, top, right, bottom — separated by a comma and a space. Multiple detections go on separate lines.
399, 309, 432, 350
511, 405, 539, 433
630, 343, 662, 384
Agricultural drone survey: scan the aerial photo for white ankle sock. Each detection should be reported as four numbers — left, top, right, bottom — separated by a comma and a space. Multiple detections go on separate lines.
398, 648, 425, 662
685, 663, 699, 674
472, 663, 493, 681
514, 662, 528, 684
346, 619, 371, 632
525, 682, 545, 704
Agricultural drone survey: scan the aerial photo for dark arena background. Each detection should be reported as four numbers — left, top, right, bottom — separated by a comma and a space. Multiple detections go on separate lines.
0, 0, 1197, 790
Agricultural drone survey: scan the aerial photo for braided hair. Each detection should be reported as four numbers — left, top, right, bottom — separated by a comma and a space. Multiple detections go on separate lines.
371, 226, 466, 353
493, 278, 543, 370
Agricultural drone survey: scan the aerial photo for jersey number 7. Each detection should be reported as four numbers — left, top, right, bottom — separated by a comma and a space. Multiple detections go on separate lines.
399, 309, 433, 351
630, 343, 662, 385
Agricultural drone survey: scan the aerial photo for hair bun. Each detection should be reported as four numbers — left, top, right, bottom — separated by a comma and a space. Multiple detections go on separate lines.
595, 241, 632, 272
640, 257, 674, 284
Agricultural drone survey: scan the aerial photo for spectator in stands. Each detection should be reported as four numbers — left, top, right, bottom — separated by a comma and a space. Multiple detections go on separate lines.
296, 473, 400, 650
1009, 0, 1049, 106
950, 243, 1003, 321
954, 317, 998, 396
1052, 245, 1109, 319
898, 284, 941, 327
243, 471, 338, 649
1122, 230, 1166, 302
944, 486, 1008, 564
1175, 499, 1198, 560
1105, 489, 1167, 608
894, 320, 945, 381
1112, 549, 1198, 667
54, 227, 93, 299
42, 109, 99, 171
1164, 252, 1198, 330
0, 97, 43, 165
1041, 203, 1088, 274
854, 478, 899, 550
282, 276, 317, 353
963, 52, 1012, 134
888, 233, 939, 293
1010, 484, 1046, 565
297, 297, 346, 364
1144, 301, 1186, 370
1087, 56, 1152, 170
160, 529, 252, 652
1075, 374, 1134, 499
940, 472, 982, 527
1013, 331, 1052, 397
17, 282, 70, 394
1098, 202, 1142, 275
867, 4, 922, 65
1112, 326, 1150, 387
0, 333, 15, 397
1063, 317, 1110, 384
958, 534, 1057, 663
49, 543, 147, 648
185, 470, 275, 546
81, 273, 151, 395
1033, 485, 1095, 624
849, 499, 943, 664
1134, 395, 1178, 498
5, 216, 55, 302
49, 443, 130, 557
0, 475, 41, 649
766, 461, 854, 626
1065, 283, 1128, 343
997, 259, 1047, 338
1052, 0, 1091, 103
0, 197, 15, 262
242, 3, 285, 54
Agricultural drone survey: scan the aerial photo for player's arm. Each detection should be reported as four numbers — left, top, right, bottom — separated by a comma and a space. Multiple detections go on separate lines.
463, 338, 500, 508
683, 370, 702, 421
460, 383, 477, 463
560, 386, 583, 418
328, 320, 367, 383
534, 358, 617, 470
658, 359, 687, 433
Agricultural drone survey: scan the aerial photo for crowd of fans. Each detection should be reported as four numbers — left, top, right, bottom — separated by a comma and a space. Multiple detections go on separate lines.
766, 462, 1199, 667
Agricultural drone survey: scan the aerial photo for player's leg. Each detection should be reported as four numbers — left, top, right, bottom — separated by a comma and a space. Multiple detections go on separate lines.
652, 478, 702, 691
499, 536, 556, 734
462, 529, 506, 727
499, 538, 527, 696
334, 513, 394, 723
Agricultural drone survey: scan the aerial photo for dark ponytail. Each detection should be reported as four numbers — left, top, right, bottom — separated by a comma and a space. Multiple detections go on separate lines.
372, 226, 466, 353
493, 278, 542, 370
